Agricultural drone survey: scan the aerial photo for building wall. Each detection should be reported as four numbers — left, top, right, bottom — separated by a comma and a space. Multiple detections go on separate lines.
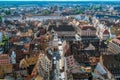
103, 34, 110, 40
39, 54, 52, 72
80, 29, 96, 37
66, 55, 76, 70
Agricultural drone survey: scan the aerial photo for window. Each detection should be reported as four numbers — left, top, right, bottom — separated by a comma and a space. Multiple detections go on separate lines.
71, 62, 73, 65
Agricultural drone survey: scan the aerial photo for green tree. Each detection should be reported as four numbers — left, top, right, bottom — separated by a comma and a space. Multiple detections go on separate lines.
89, 16, 92, 23
5, 10, 11, 15
0, 15, 2, 22
105, 38, 112, 44
42, 10, 51, 15
0, 35, 8, 46
59, 6, 63, 11
2, 35, 8, 42
73, 9, 84, 14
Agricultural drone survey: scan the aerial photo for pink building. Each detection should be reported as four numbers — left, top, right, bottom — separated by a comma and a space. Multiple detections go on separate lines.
65, 55, 77, 71
0, 54, 10, 64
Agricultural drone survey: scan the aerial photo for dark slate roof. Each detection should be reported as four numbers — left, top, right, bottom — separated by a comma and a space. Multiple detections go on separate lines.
81, 36, 97, 38
102, 54, 120, 72
60, 36, 76, 41
80, 26, 96, 30
79, 50, 100, 57
48, 25, 75, 32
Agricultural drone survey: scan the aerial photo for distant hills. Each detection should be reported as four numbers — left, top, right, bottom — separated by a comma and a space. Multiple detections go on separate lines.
0, 1, 120, 7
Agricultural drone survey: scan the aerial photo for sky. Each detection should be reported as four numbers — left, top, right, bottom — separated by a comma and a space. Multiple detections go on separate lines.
0, 0, 120, 1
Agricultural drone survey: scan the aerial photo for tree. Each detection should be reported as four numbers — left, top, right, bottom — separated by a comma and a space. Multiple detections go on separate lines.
42, 10, 51, 15
105, 38, 112, 44
2, 35, 8, 42
0, 35, 8, 46
5, 10, 11, 15
0, 15, 2, 22
0, 42, 5, 46
59, 6, 63, 11
89, 15, 92, 23
73, 9, 84, 15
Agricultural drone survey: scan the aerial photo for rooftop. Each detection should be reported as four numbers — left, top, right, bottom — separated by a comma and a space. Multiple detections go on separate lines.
48, 25, 75, 32
0, 54, 9, 60
79, 25, 96, 30
103, 29, 109, 35
102, 54, 120, 72
116, 35, 120, 40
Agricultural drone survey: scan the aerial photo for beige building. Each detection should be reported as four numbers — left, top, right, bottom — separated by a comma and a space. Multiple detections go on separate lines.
37, 53, 52, 80
39, 54, 52, 72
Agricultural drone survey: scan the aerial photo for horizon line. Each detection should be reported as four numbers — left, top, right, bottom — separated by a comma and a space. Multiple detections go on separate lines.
0, 0, 120, 1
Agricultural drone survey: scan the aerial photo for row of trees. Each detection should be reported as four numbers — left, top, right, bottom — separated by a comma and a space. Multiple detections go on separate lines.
5, 10, 11, 15
73, 8, 84, 14
42, 10, 51, 16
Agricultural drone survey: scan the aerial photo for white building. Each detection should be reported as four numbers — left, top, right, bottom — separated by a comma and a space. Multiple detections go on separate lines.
10, 51, 16, 64
58, 39, 64, 70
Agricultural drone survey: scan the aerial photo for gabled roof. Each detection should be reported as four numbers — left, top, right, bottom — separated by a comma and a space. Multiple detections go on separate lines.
85, 43, 95, 50
96, 63, 107, 75
103, 29, 109, 34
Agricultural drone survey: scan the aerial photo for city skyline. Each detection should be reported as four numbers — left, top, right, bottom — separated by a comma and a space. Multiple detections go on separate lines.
0, 0, 120, 80
0, 0, 120, 1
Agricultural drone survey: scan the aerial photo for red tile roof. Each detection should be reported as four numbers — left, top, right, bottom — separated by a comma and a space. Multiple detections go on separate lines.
79, 25, 96, 30
103, 29, 109, 34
